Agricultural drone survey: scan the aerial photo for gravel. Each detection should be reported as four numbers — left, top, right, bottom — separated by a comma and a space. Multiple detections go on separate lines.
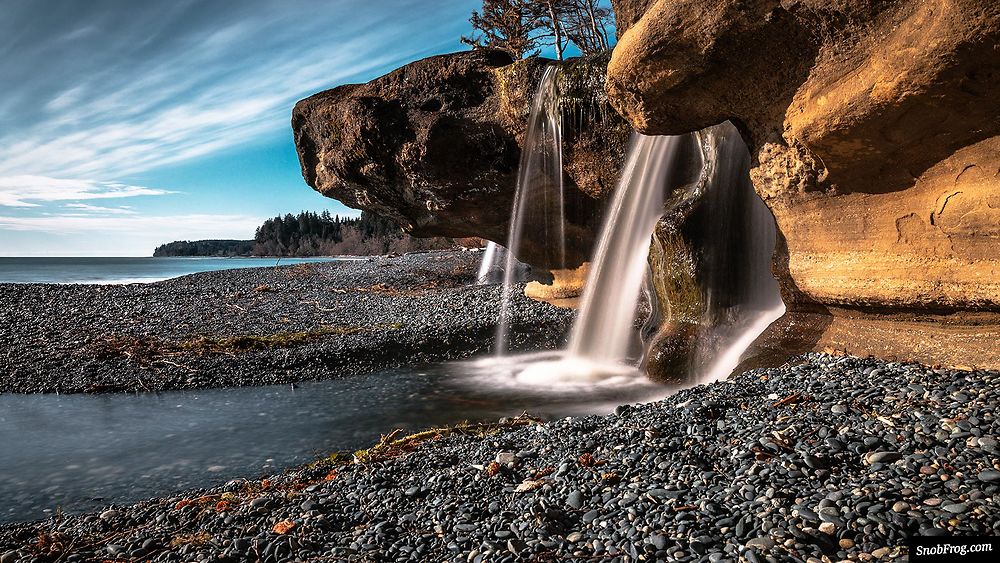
0, 251, 572, 394
2, 353, 997, 561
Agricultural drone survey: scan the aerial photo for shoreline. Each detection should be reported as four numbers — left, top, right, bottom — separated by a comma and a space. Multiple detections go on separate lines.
0, 250, 571, 394
2, 353, 996, 560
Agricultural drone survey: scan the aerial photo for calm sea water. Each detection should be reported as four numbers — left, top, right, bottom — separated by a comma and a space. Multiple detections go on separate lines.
0, 257, 347, 284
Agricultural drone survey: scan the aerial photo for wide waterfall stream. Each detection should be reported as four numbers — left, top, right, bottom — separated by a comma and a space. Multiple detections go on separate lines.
568, 135, 681, 363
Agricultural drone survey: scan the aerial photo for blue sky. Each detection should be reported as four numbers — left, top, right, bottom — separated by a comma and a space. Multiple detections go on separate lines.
0, 0, 480, 255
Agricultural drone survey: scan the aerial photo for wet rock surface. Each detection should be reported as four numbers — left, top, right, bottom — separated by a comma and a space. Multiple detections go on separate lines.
3, 353, 997, 561
0, 251, 571, 394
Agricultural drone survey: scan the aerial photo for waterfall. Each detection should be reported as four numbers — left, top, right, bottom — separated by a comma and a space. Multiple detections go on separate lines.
691, 123, 785, 382
503, 125, 783, 387
476, 241, 500, 284
495, 65, 566, 354
477, 64, 784, 391
568, 135, 682, 362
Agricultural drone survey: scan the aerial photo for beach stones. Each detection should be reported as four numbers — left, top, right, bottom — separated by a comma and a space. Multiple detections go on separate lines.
495, 452, 516, 465
864, 451, 903, 465
566, 490, 584, 509
978, 470, 1000, 483
3, 353, 998, 563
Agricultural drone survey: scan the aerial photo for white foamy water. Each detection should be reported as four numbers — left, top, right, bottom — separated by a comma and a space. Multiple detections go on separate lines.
465, 351, 663, 400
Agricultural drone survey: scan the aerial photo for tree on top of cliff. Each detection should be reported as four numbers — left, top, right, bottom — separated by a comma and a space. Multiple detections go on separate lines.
462, 0, 613, 60
461, 0, 543, 59
558, 0, 612, 54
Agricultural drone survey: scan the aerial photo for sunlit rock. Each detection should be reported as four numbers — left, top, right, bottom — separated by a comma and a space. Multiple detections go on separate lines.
609, 0, 1000, 368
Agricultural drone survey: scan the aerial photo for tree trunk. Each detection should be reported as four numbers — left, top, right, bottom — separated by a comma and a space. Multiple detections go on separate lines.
547, 2, 564, 60
585, 1, 606, 51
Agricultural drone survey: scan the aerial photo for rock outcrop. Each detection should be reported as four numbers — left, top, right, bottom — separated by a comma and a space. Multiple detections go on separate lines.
609, 0, 1000, 369
293, 50, 630, 268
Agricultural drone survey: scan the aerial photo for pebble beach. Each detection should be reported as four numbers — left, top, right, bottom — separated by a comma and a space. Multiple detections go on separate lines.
2, 353, 996, 562
0, 251, 570, 394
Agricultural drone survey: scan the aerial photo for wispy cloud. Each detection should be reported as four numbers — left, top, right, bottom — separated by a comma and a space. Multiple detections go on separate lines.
0, 213, 261, 236
0, 1, 468, 181
64, 203, 137, 214
0, 175, 171, 207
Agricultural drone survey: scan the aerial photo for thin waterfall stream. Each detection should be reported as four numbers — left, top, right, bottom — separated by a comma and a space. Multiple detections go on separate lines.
476, 241, 501, 284
495, 66, 566, 355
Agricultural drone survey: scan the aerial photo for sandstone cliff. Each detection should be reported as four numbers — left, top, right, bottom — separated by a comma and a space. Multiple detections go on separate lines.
608, 0, 1000, 369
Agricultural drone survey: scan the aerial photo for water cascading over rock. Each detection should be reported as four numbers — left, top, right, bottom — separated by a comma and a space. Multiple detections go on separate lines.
644, 123, 785, 383
495, 66, 568, 354
606, 0, 1000, 369
560, 122, 784, 384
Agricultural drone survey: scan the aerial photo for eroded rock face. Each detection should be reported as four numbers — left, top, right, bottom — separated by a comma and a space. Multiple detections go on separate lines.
293, 50, 630, 268
609, 0, 1000, 368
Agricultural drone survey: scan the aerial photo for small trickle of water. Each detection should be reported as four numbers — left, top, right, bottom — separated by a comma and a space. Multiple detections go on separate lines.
495, 66, 566, 354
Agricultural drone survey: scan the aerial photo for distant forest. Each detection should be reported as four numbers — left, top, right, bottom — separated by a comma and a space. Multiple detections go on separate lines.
154, 210, 482, 257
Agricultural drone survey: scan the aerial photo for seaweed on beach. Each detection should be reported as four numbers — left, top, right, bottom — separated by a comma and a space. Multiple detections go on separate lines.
91, 323, 404, 364
321, 413, 543, 467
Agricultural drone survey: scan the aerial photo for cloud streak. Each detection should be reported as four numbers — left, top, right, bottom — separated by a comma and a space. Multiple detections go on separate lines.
0, 0, 472, 181
0, 213, 261, 235
64, 203, 137, 214
0, 175, 171, 207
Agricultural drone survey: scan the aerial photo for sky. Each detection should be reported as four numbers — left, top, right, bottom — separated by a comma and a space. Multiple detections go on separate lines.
0, 0, 480, 255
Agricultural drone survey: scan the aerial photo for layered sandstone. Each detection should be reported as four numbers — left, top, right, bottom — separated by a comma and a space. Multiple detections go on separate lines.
609, 0, 1000, 368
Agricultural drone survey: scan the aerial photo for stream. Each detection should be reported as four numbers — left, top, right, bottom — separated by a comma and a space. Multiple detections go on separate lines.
0, 356, 665, 524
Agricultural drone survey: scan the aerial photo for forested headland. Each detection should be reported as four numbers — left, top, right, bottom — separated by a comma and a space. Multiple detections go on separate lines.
154, 211, 481, 257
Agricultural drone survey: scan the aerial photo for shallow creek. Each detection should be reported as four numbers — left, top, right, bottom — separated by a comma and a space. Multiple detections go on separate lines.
0, 356, 665, 523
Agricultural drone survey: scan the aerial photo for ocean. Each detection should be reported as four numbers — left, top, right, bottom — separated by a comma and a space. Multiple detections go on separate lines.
0, 256, 348, 284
